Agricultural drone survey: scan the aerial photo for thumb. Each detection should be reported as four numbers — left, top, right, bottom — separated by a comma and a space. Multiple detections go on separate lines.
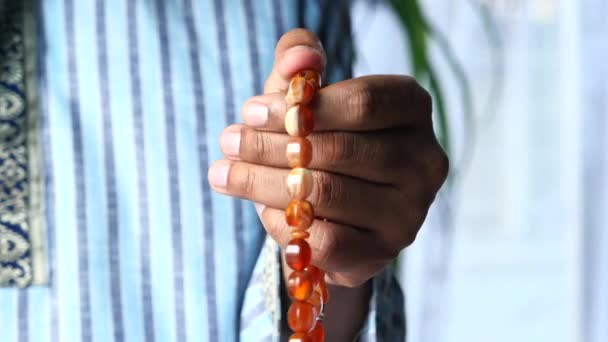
263, 28, 326, 94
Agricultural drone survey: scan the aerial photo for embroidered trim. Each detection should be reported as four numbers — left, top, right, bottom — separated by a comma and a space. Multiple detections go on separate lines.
262, 235, 281, 342
0, 0, 46, 287
24, 0, 47, 285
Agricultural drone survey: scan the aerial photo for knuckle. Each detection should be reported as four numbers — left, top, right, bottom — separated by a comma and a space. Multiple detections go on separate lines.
253, 131, 269, 163
232, 163, 257, 197
385, 230, 416, 255
345, 83, 374, 125
242, 130, 279, 165
244, 167, 257, 196
321, 132, 355, 165
399, 77, 432, 117
426, 146, 450, 189
435, 149, 450, 182
239, 129, 256, 160
416, 83, 433, 116
401, 227, 420, 248
311, 172, 341, 209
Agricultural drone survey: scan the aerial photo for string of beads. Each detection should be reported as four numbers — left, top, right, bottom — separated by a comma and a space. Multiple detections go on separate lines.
284, 70, 328, 342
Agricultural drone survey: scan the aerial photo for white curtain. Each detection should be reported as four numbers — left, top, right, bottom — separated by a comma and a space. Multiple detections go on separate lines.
353, 1, 607, 341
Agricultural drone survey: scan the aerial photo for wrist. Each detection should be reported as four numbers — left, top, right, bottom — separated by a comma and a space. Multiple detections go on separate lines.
323, 280, 372, 341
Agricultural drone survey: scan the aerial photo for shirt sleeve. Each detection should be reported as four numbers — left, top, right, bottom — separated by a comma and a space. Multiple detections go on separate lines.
359, 265, 406, 342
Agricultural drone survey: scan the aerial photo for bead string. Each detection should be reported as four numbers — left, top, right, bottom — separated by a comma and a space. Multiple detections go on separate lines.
284, 70, 328, 342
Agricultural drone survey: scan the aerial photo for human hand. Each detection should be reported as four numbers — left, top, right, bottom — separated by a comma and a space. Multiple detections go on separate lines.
209, 29, 448, 288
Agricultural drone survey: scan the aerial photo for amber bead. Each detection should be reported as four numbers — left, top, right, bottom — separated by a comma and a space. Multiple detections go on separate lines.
305, 265, 323, 286
285, 199, 314, 230
310, 321, 325, 342
297, 70, 322, 91
291, 230, 310, 240
288, 332, 312, 342
317, 278, 329, 304
285, 105, 314, 137
285, 238, 312, 271
287, 270, 314, 301
288, 301, 316, 333
286, 76, 315, 105
286, 137, 313, 168
287, 168, 313, 200
307, 289, 322, 314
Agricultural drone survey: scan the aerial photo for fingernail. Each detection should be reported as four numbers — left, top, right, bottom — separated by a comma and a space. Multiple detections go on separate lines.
220, 130, 241, 157
208, 160, 231, 189
243, 102, 268, 127
283, 45, 326, 70
284, 45, 321, 58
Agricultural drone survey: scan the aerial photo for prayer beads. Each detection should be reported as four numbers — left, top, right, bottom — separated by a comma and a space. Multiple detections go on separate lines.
285, 105, 314, 137
285, 238, 312, 271
286, 76, 315, 105
310, 321, 326, 342
284, 70, 327, 341
287, 168, 313, 200
288, 332, 313, 342
291, 230, 310, 240
286, 137, 313, 168
288, 301, 317, 332
287, 270, 314, 301
285, 199, 314, 229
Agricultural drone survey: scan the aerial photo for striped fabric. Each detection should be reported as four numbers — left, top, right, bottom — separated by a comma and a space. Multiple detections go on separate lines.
0, 0, 404, 341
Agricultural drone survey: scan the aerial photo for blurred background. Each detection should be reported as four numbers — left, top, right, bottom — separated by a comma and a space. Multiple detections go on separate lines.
352, 0, 607, 341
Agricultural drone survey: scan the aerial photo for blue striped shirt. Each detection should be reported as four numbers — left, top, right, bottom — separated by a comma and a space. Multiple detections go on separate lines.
0, 0, 404, 341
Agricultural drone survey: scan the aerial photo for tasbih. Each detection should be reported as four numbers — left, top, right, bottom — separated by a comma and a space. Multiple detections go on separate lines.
284, 70, 328, 342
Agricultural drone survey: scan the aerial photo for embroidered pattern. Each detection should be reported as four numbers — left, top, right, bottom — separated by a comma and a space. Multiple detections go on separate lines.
0, 1, 33, 287
262, 235, 281, 341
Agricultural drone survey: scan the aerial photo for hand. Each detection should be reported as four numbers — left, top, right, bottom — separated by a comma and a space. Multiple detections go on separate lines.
208, 29, 448, 288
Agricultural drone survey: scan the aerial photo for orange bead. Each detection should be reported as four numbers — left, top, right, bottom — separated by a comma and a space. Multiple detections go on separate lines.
305, 265, 323, 286
288, 332, 313, 342
296, 70, 322, 91
285, 105, 314, 137
307, 289, 322, 313
286, 199, 314, 230
291, 230, 310, 239
287, 168, 313, 200
310, 321, 325, 342
288, 301, 316, 332
286, 76, 315, 105
287, 270, 314, 301
285, 238, 312, 271
318, 278, 329, 304
286, 137, 313, 168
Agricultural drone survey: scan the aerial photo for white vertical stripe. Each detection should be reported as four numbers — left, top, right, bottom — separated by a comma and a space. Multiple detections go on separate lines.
71, 0, 113, 340
558, 1, 583, 341
44, 0, 81, 340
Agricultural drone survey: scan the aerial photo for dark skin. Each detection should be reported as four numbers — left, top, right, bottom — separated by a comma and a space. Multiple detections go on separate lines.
209, 29, 449, 340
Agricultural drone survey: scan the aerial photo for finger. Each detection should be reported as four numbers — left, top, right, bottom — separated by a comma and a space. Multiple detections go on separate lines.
257, 205, 395, 276
220, 124, 403, 184
244, 75, 432, 132
208, 159, 397, 230
263, 28, 326, 94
